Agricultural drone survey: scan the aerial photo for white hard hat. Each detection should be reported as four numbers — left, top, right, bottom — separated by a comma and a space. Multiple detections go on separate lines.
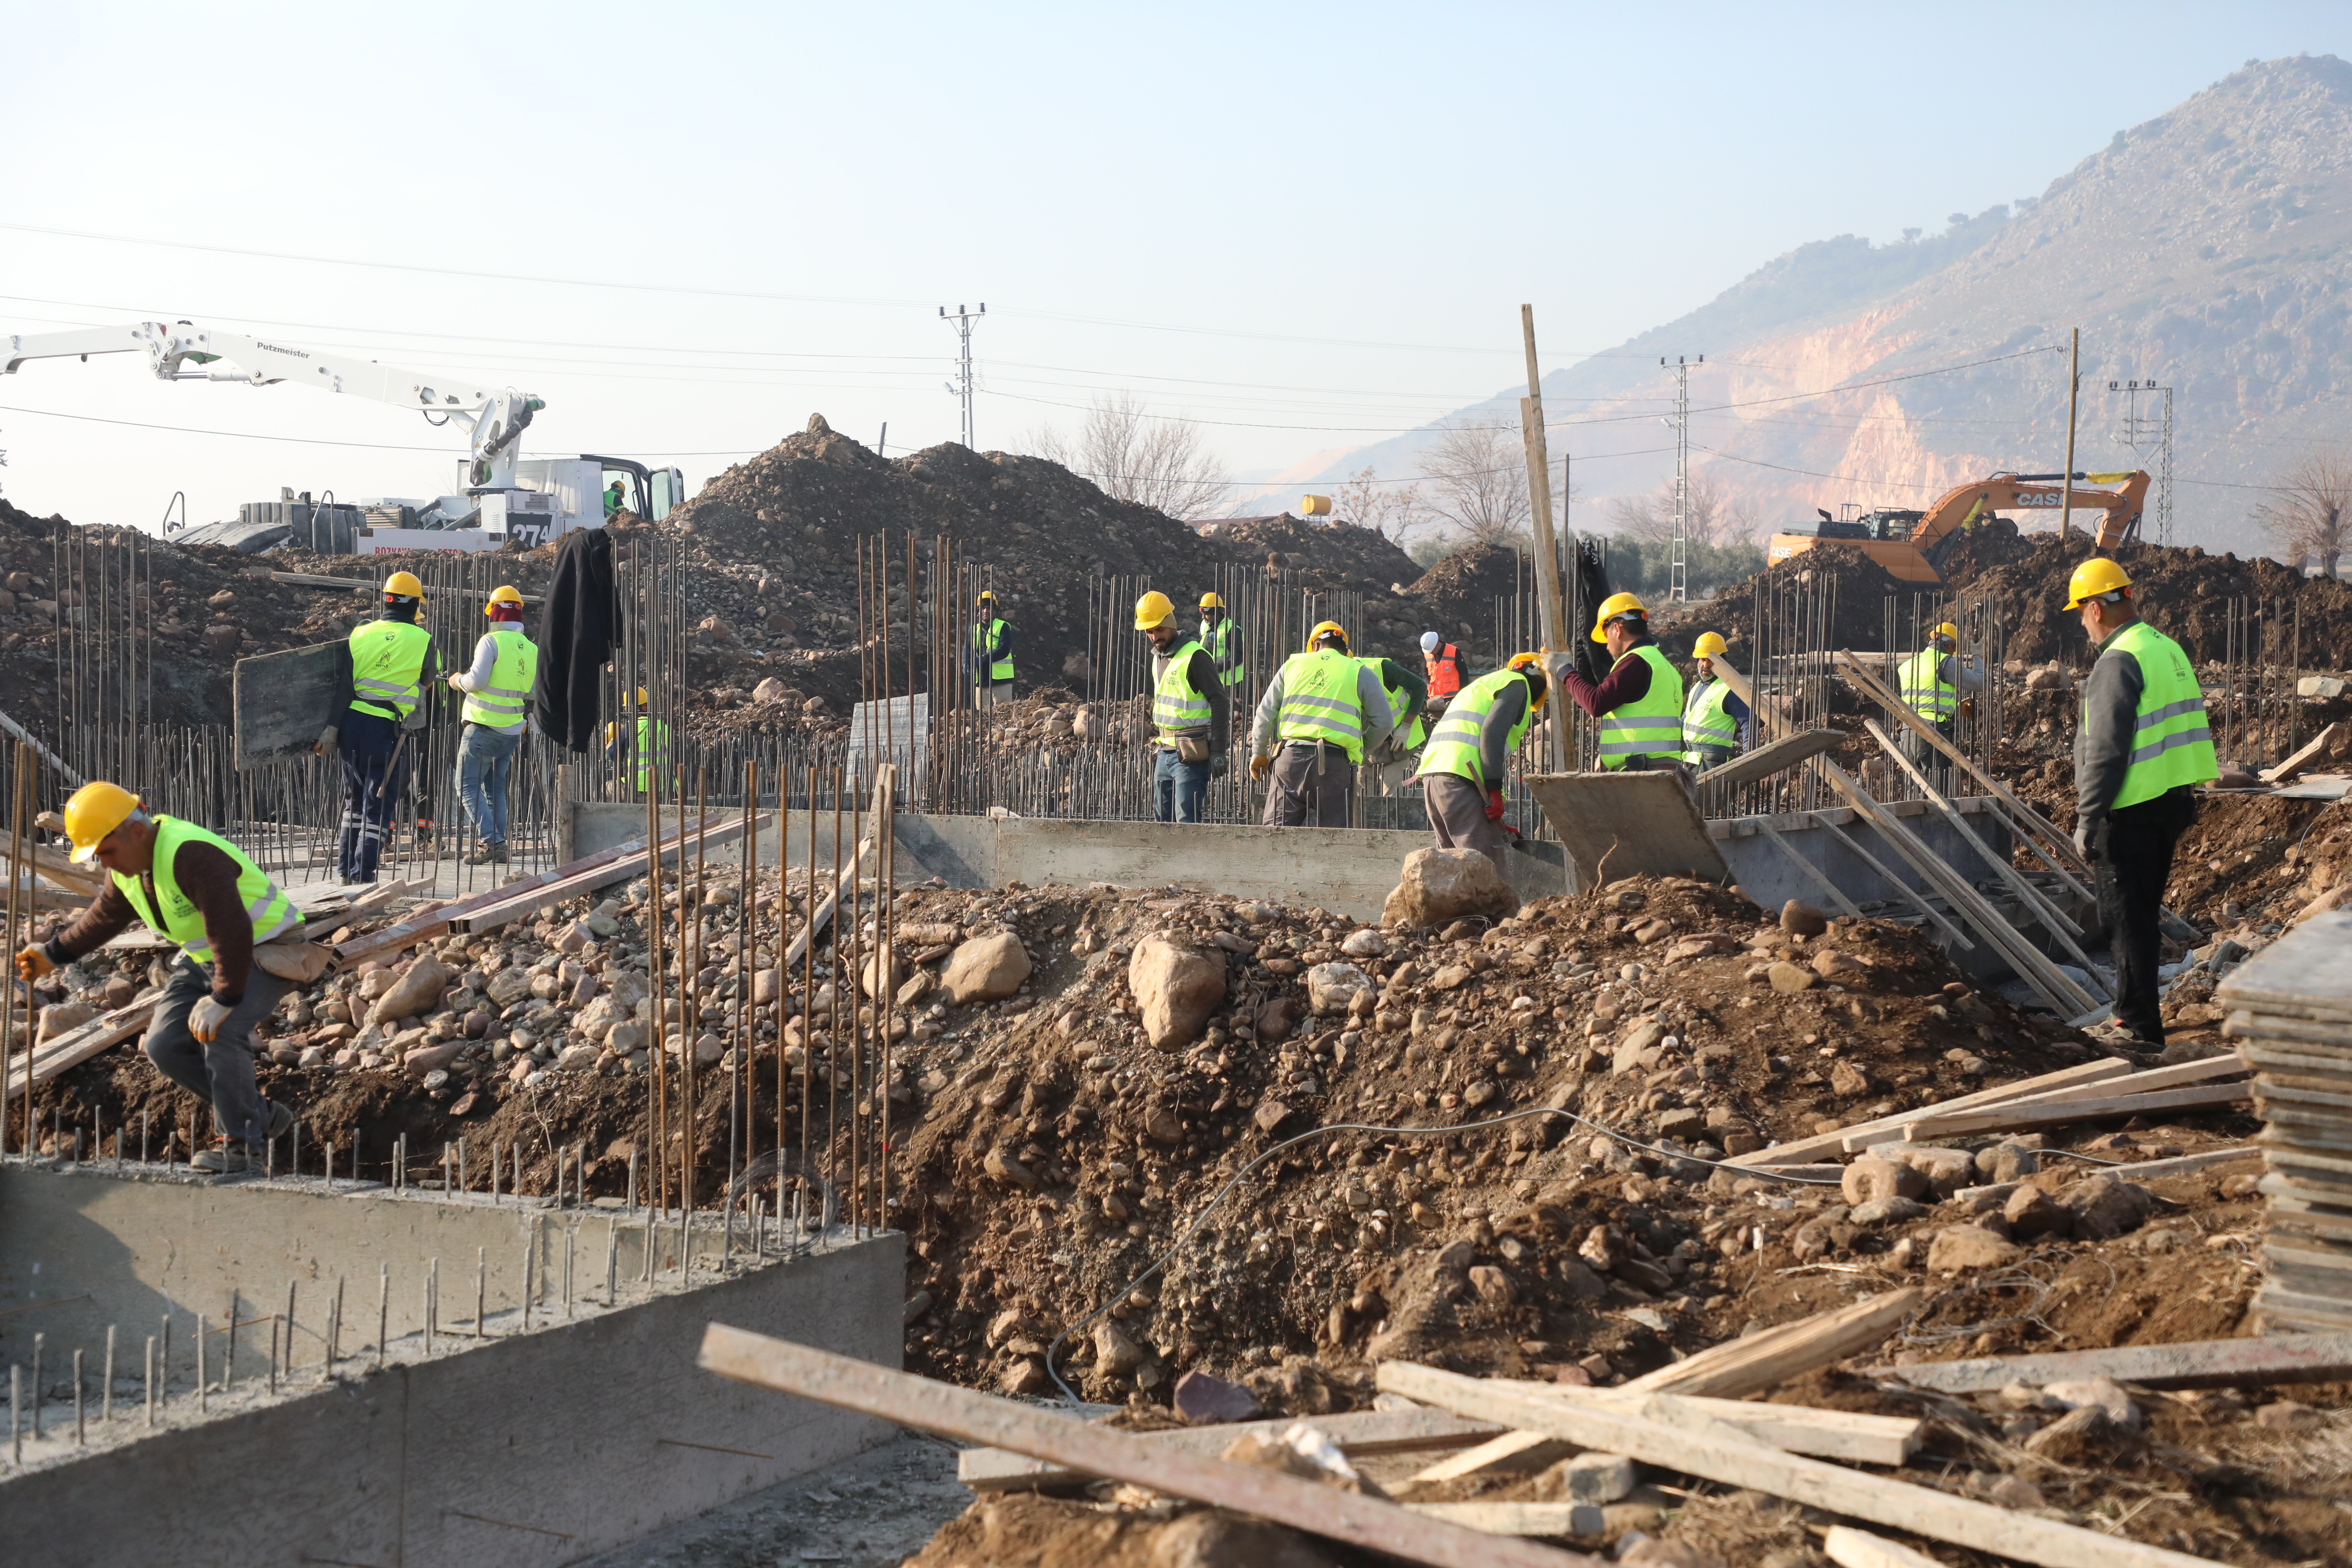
1420, 631, 1441, 654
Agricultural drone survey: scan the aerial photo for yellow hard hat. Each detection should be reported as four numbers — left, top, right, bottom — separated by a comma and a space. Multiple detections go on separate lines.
1506, 651, 1549, 711
1590, 590, 1647, 644
1307, 620, 1349, 653
1134, 590, 1175, 631
1693, 631, 1727, 659
1932, 621, 1959, 643
977, 590, 997, 605
2064, 558, 2133, 611
63, 780, 140, 864
632, 687, 649, 708
1199, 591, 1224, 610
383, 570, 425, 599
486, 584, 524, 615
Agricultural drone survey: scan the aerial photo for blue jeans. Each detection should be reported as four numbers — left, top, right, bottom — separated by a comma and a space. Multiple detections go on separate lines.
1153, 748, 1209, 824
456, 723, 523, 844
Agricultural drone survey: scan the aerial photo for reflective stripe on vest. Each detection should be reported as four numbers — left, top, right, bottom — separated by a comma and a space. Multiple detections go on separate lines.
1362, 657, 1423, 750
1202, 618, 1244, 687
1415, 667, 1531, 785
1597, 645, 1685, 769
461, 627, 539, 728
111, 814, 301, 964
1900, 646, 1957, 721
2102, 622, 2220, 810
973, 618, 1014, 682
1425, 643, 1464, 699
1682, 677, 1738, 761
631, 716, 671, 792
1275, 648, 1367, 765
348, 618, 433, 721
1153, 639, 1212, 741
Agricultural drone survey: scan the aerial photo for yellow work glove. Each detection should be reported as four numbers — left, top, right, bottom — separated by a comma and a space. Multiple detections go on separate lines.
1249, 754, 1272, 782
14, 945, 54, 984
188, 995, 232, 1044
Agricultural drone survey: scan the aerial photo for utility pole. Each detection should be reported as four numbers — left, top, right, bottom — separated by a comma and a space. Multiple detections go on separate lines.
2057, 328, 2080, 541
2108, 376, 2174, 546
940, 303, 984, 450
1517, 306, 1568, 653
1660, 355, 1702, 602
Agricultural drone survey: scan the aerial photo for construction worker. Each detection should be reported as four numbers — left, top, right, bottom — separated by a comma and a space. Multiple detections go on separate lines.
603, 688, 671, 800
2068, 558, 2217, 1049
1361, 645, 1431, 792
19, 783, 301, 1174
316, 569, 436, 883
445, 584, 538, 864
1415, 652, 1547, 877
1548, 592, 1685, 772
1136, 591, 1232, 824
1899, 621, 1984, 745
1422, 632, 1466, 703
1198, 592, 1245, 691
970, 590, 1015, 705
1248, 621, 1394, 828
1681, 632, 1750, 772
604, 479, 625, 521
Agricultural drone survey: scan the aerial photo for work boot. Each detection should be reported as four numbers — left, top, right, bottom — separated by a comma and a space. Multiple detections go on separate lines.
189, 1142, 252, 1175
489, 841, 509, 864
263, 1099, 295, 1141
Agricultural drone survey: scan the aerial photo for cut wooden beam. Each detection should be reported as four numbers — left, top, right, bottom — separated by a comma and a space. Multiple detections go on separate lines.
0, 839, 104, 898
1617, 1287, 1923, 1399
2263, 722, 2339, 785
1483, 1384, 1922, 1465
698, 1325, 1589, 1568
1825, 1524, 1945, 1568
1998, 1053, 2248, 1105
1698, 729, 1845, 790
1404, 1429, 1571, 1487
447, 812, 765, 933
1758, 822, 1862, 918
1407, 1502, 1604, 1538
1895, 1079, 2250, 1142
1728, 1058, 2136, 1168
960, 1407, 1504, 1491
1376, 1368, 2225, 1568
0, 992, 158, 1104
1863, 1331, 2352, 1394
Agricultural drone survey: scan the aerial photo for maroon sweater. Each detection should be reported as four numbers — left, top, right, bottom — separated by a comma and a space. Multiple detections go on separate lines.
44, 840, 260, 1002
1553, 637, 1659, 718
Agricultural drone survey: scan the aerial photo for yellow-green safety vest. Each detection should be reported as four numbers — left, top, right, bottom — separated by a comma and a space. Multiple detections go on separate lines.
606, 715, 671, 793
461, 627, 539, 730
113, 814, 302, 966
348, 618, 433, 722
1274, 647, 1368, 765
1597, 645, 1685, 770
1362, 657, 1424, 750
1682, 677, 1738, 762
1900, 645, 1958, 722
972, 618, 1014, 684
2102, 621, 2219, 810
1416, 667, 1532, 787
1153, 638, 1212, 743
1201, 616, 1244, 687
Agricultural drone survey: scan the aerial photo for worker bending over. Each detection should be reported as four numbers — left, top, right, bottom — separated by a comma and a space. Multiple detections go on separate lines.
316, 569, 438, 883
20, 784, 303, 1174
970, 590, 1016, 705
2068, 559, 2216, 1049
1198, 592, 1245, 692
1546, 592, 1685, 772
1900, 621, 1984, 747
1681, 632, 1750, 771
1136, 591, 1232, 824
445, 584, 539, 864
1250, 621, 1393, 828
1415, 652, 1547, 876
1362, 645, 1430, 792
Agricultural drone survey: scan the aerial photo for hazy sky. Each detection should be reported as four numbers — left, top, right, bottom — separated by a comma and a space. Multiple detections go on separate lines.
1, 2, 2342, 530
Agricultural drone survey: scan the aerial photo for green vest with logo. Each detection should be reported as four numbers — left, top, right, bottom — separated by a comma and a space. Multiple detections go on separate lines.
113, 815, 301, 966
1153, 639, 1212, 744
1274, 648, 1368, 764
2101, 621, 2219, 810
1416, 667, 1532, 786
1900, 645, 1958, 721
1201, 617, 1244, 687
1597, 645, 1684, 770
461, 627, 539, 730
348, 618, 433, 722
972, 618, 1013, 684
1682, 677, 1738, 763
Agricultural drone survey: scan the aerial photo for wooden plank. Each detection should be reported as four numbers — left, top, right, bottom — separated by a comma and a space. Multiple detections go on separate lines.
1521, 771, 1729, 889
1407, 1502, 1603, 1538
1617, 1288, 1923, 1400
1376, 1368, 2225, 1568
2106, 1145, 2258, 1180
1992, 1054, 2248, 1109
1861, 1331, 2352, 1394
781, 770, 894, 973
959, 1408, 1505, 1491
0, 839, 105, 898
1482, 1384, 1922, 1465
1758, 822, 1862, 918
0, 993, 157, 1104
1816, 817, 1975, 951
2263, 722, 2339, 785
232, 641, 343, 768
1825, 1524, 1944, 1568
1897, 1080, 2251, 1142
1405, 1429, 1570, 1486
696, 1325, 1589, 1568
444, 813, 763, 934
1698, 729, 1844, 790
1728, 1058, 2136, 1168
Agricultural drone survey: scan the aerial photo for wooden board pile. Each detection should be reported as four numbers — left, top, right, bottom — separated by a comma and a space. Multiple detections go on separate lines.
2216, 908, 2352, 1331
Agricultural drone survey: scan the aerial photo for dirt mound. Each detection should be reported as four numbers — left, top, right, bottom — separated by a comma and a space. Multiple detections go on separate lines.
1658, 542, 1912, 660
1214, 514, 1423, 598
1397, 542, 1539, 667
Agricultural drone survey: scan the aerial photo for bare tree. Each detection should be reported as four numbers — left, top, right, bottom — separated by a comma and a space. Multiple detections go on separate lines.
1419, 418, 1528, 545
1027, 393, 1232, 520
1331, 464, 1427, 544
2253, 446, 2351, 578
1602, 471, 1753, 546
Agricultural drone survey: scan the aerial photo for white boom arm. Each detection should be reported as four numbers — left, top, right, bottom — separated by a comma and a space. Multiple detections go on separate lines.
2, 320, 543, 490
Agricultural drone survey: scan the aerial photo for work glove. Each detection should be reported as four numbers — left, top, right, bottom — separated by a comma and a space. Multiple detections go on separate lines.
1209, 753, 1230, 780
14, 945, 54, 984
1485, 788, 1506, 823
314, 725, 338, 758
2073, 823, 2093, 859
1249, 754, 1272, 782
188, 995, 233, 1044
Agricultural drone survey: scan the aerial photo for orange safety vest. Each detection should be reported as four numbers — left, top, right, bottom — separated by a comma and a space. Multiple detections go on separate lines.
1425, 643, 1464, 699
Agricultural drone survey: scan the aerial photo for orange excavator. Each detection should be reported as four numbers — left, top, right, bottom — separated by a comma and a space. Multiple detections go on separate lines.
1767, 470, 2150, 584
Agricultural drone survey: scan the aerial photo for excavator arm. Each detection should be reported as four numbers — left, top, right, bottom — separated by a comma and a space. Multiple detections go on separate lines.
1910, 470, 2150, 560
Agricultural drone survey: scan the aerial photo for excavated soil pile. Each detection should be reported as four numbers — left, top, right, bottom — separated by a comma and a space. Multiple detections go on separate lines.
1216, 513, 1424, 599
1397, 542, 1540, 669
1658, 543, 1913, 660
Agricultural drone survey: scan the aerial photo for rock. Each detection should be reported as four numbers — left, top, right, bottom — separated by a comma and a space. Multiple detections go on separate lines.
1780, 899, 1828, 936
203, 623, 243, 653
692, 1033, 725, 1066
1878, 1144, 1976, 1196
2043, 1377, 2142, 1432
1767, 961, 1819, 993
753, 968, 781, 1004
1092, 1320, 1146, 1377
555, 1042, 599, 1071
1144, 1106, 1183, 1145
1927, 1225, 2023, 1273
2022, 1404, 2110, 1461
1381, 847, 1520, 930
485, 967, 534, 1006
35, 1000, 98, 1043
574, 995, 621, 1041
606, 1020, 649, 1054
752, 676, 790, 703
1983, 1474, 2045, 1510
1656, 1107, 1703, 1140
860, 949, 909, 1001
2255, 1399, 2325, 1431
2025, 666, 2074, 692
2002, 1184, 2069, 1240
1849, 1196, 1928, 1226
1146, 1513, 1336, 1568
1255, 996, 1297, 1042
1173, 1370, 1262, 1425
997, 1358, 1050, 1397
402, 1041, 464, 1075
1306, 962, 1373, 1016
1842, 1156, 1928, 1204
944, 932, 1031, 1004
983, 1146, 1039, 1192
1827, 1060, 1872, 1097
1253, 1098, 1294, 1134
1127, 936, 1226, 1049
1340, 928, 1385, 958
1427, 964, 1473, 992
1811, 949, 1866, 980
2066, 1176, 2155, 1239
356, 968, 398, 1000
1467, 1265, 1516, 1306
368, 957, 454, 1026
102, 976, 136, 1008
607, 970, 649, 1013
1561, 1451, 1636, 1503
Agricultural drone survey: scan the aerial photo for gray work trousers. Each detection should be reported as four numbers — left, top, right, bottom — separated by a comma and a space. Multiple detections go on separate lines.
142, 956, 292, 1150
1424, 773, 1510, 878
1262, 741, 1355, 828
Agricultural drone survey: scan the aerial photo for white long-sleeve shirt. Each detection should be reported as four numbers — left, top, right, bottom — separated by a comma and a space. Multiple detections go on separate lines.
451, 629, 525, 734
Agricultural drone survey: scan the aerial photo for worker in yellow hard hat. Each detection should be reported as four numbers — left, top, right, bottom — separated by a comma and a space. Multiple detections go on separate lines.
603, 687, 671, 800
316, 567, 438, 883
2067, 557, 2217, 1051
1413, 651, 1548, 875
1544, 592, 1685, 772
1197, 590, 1245, 692
603, 478, 626, 521
1136, 591, 1232, 824
1680, 631, 1750, 772
1248, 619, 1394, 828
970, 589, 1015, 707
443, 584, 538, 863
1898, 618, 1982, 748
19, 782, 303, 1175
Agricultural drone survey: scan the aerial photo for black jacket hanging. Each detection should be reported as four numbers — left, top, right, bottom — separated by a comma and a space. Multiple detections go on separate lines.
532, 526, 617, 751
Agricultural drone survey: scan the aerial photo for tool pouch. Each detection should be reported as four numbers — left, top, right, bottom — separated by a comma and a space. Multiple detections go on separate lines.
1175, 736, 1212, 764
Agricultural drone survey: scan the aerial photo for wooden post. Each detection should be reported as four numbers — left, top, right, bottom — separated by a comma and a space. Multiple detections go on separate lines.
2059, 327, 2080, 540
1518, 306, 1572, 773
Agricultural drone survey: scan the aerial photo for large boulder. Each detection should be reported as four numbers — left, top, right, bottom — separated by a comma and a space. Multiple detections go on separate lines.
369, 958, 454, 1026
1128, 935, 1226, 1049
943, 932, 1030, 1004
1380, 847, 1518, 930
